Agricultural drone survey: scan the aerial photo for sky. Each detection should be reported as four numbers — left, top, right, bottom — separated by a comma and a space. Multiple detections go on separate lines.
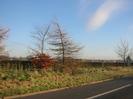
0, 0, 133, 59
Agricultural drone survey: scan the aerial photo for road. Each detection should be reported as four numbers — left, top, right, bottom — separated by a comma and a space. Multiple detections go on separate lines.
13, 76, 133, 99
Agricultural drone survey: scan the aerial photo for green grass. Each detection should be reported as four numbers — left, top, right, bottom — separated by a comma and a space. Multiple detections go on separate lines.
0, 66, 133, 98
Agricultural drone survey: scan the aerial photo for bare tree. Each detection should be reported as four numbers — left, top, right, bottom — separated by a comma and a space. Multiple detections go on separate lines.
116, 40, 131, 66
31, 25, 50, 55
48, 22, 82, 64
29, 24, 55, 69
0, 27, 8, 56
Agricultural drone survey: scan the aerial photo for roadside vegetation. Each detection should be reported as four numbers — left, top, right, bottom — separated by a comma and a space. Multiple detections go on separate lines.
0, 65, 133, 97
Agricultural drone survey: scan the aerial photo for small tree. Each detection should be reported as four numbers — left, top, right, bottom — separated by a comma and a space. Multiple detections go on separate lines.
126, 55, 132, 66
31, 53, 53, 69
116, 40, 131, 66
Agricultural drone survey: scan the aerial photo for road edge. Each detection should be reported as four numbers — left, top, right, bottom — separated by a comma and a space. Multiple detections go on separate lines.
5, 78, 113, 99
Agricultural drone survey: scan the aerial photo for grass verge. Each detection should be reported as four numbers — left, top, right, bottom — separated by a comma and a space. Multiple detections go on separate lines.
0, 66, 133, 98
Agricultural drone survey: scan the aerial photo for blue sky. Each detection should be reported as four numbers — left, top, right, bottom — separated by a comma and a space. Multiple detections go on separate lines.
0, 0, 133, 59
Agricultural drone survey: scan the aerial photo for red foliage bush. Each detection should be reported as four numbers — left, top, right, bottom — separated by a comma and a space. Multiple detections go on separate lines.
31, 54, 53, 69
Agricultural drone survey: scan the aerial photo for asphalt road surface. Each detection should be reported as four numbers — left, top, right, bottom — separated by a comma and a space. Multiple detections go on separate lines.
14, 76, 133, 99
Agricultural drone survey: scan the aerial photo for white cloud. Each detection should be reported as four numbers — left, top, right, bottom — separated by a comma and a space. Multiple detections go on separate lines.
87, 0, 125, 31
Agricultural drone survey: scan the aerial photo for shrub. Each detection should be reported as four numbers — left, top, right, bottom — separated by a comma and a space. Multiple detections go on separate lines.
31, 54, 54, 69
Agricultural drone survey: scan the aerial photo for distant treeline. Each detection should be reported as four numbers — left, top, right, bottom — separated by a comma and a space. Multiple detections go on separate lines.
0, 59, 33, 70
0, 58, 133, 70
85, 59, 133, 67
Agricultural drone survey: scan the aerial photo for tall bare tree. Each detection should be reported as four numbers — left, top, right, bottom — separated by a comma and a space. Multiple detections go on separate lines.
29, 25, 55, 69
48, 22, 82, 64
0, 27, 8, 56
116, 40, 131, 66
31, 25, 50, 55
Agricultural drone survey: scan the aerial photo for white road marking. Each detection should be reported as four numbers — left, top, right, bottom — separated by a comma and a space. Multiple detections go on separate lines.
86, 84, 132, 99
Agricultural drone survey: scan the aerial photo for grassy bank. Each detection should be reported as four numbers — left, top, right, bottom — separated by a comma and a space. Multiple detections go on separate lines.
0, 66, 133, 97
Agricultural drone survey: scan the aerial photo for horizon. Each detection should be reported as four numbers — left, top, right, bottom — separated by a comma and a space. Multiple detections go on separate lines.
0, 0, 133, 59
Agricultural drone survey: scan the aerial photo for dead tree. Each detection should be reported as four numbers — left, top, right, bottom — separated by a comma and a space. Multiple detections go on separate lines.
31, 25, 50, 55
0, 27, 8, 56
30, 25, 54, 69
116, 40, 131, 66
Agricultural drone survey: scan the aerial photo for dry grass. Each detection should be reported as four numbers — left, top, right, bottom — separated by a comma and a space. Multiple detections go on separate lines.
0, 66, 133, 97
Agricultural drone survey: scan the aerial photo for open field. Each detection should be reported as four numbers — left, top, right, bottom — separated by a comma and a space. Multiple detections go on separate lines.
0, 66, 133, 98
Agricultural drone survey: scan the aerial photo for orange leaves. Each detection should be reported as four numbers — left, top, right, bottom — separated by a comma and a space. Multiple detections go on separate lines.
31, 54, 53, 69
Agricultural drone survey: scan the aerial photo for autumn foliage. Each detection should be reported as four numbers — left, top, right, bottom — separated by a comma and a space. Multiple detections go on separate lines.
31, 54, 53, 69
